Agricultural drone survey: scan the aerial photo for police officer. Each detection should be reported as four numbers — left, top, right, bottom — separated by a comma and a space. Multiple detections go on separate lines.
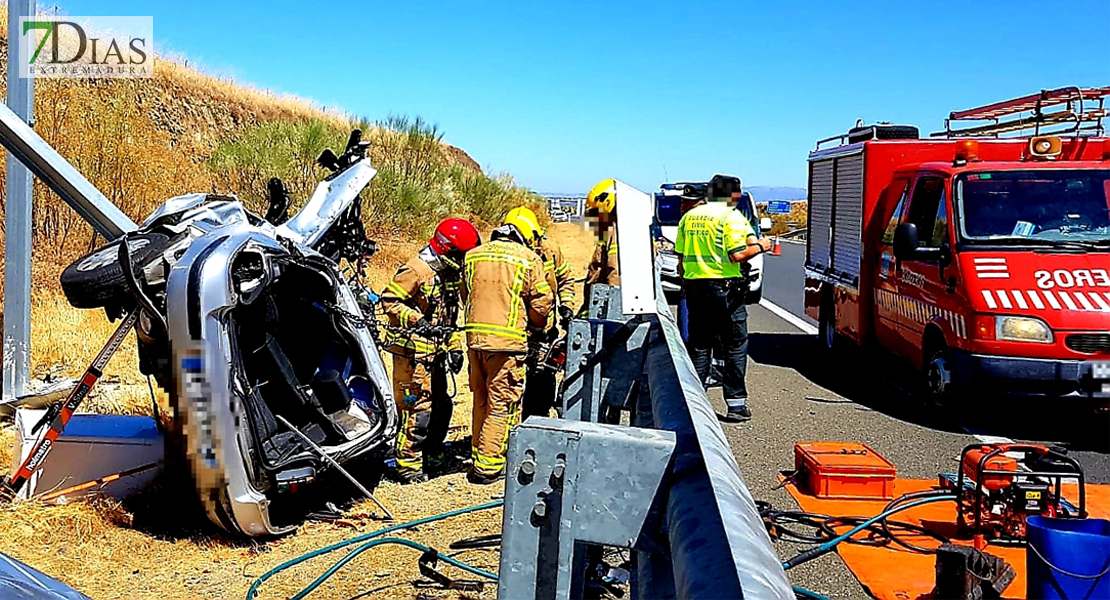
675, 175, 771, 421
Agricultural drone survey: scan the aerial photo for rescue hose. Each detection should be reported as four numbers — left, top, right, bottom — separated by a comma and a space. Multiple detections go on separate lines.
793, 586, 833, 600
290, 538, 498, 600
245, 500, 502, 599
782, 495, 957, 571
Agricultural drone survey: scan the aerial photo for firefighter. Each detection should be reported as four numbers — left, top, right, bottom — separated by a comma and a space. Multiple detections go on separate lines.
380, 217, 481, 484
584, 179, 620, 288
461, 216, 554, 484
675, 175, 771, 422
503, 207, 576, 419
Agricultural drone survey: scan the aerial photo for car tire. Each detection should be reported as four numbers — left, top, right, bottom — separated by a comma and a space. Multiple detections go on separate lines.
60, 233, 171, 309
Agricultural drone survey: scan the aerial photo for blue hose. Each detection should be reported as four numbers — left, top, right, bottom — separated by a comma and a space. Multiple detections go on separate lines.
291, 537, 498, 600
792, 585, 833, 600
783, 495, 956, 570
246, 500, 503, 599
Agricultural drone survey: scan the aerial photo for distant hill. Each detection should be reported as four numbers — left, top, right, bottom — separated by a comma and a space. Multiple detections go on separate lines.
746, 186, 807, 201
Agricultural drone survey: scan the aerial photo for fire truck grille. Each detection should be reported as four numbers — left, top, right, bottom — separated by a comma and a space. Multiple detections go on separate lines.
1065, 334, 1110, 354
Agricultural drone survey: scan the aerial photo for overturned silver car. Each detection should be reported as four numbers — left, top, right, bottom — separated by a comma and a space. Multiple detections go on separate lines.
53, 133, 399, 536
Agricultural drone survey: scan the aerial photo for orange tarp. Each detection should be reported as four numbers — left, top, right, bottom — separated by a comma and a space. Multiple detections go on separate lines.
783, 478, 1110, 600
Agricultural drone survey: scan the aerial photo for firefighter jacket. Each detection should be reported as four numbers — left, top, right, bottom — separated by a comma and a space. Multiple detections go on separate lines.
537, 236, 575, 307
586, 227, 620, 286
380, 246, 463, 361
461, 239, 553, 353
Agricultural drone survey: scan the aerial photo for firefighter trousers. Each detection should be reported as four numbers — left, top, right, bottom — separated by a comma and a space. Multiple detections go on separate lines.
468, 349, 526, 477
392, 354, 451, 474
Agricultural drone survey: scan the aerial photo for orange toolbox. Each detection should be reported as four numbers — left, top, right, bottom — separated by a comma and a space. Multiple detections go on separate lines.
794, 442, 897, 500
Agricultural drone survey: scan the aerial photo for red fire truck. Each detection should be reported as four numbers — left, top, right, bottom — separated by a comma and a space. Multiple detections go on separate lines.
804, 87, 1110, 404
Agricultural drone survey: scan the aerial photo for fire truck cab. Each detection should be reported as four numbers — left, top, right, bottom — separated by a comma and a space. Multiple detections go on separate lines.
804, 87, 1110, 403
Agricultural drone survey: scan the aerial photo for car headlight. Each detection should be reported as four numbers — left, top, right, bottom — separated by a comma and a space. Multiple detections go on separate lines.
995, 316, 1053, 343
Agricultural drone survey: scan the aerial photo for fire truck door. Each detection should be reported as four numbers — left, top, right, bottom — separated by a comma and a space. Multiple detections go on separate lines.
875, 179, 909, 352
893, 175, 950, 368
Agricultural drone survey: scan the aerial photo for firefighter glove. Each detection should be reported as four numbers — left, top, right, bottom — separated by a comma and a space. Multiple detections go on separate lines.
558, 305, 575, 331
447, 350, 465, 374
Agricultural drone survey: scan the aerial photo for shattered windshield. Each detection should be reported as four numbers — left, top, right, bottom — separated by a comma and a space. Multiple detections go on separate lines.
956, 170, 1110, 246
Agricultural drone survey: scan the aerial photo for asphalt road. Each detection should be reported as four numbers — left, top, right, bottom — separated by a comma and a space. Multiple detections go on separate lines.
711, 241, 1110, 598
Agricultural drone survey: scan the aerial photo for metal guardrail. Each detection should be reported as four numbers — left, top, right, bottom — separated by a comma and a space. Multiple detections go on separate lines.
499, 182, 792, 599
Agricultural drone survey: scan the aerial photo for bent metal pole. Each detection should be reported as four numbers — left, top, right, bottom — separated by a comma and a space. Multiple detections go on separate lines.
275, 414, 395, 520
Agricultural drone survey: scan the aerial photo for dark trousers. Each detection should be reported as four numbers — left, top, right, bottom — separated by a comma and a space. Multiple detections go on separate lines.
522, 365, 557, 420
684, 278, 749, 401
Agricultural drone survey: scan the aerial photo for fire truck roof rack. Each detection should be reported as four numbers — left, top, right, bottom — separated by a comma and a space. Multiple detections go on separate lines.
932, 86, 1109, 139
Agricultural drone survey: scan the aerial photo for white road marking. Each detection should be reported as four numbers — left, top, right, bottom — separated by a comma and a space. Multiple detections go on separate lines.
758, 298, 819, 335
972, 434, 1015, 445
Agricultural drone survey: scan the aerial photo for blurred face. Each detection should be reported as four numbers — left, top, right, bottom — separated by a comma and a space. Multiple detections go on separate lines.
586, 208, 615, 235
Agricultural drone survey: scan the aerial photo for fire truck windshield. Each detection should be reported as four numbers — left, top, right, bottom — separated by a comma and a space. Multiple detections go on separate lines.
956, 169, 1110, 247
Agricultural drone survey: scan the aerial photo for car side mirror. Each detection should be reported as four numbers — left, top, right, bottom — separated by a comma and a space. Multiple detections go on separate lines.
759, 217, 773, 232
893, 223, 919, 260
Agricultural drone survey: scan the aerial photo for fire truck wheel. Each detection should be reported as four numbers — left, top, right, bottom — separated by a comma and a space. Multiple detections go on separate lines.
924, 345, 956, 408
818, 305, 837, 350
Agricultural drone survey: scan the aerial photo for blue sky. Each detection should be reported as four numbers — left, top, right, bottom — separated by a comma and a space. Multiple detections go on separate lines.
59, 1, 1110, 193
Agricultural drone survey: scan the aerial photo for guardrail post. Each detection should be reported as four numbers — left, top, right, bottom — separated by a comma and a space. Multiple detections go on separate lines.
3, 0, 36, 402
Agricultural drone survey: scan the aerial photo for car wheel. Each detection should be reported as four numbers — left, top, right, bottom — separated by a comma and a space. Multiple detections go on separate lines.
60, 232, 171, 309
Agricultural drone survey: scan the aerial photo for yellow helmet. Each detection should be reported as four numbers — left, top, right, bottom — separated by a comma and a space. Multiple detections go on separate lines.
503, 206, 541, 243
586, 179, 617, 214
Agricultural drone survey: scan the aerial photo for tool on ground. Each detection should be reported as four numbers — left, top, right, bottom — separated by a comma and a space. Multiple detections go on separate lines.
1, 308, 140, 500
933, 543, 1015, 599
417, 548, 485, 592
794, 442, 897, 500
274, 414, 394, 521
38, 461, 162, 502
940, 443, 1086, 542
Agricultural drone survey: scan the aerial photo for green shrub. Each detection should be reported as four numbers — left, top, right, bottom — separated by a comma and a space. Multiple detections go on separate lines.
209, 115, 544, 236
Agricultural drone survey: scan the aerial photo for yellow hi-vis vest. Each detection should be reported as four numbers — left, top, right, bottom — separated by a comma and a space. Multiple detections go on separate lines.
674, 201, 755, 280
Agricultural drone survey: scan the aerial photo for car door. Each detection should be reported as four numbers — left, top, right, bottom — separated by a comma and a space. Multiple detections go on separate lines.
874, 178, 910, 351
892, 174, 951, 366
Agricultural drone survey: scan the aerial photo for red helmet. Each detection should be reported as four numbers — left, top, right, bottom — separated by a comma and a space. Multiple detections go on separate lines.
429, 217, 481, 257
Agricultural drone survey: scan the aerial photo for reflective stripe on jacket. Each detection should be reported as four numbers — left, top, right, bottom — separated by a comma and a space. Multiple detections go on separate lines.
380, 253, 463, 360
538, 236, 575, 307
675, 201, 754, 280
461, 240, 553, 353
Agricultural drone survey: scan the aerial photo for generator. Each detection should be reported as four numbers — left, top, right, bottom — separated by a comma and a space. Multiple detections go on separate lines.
940, 443, 1086, 542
